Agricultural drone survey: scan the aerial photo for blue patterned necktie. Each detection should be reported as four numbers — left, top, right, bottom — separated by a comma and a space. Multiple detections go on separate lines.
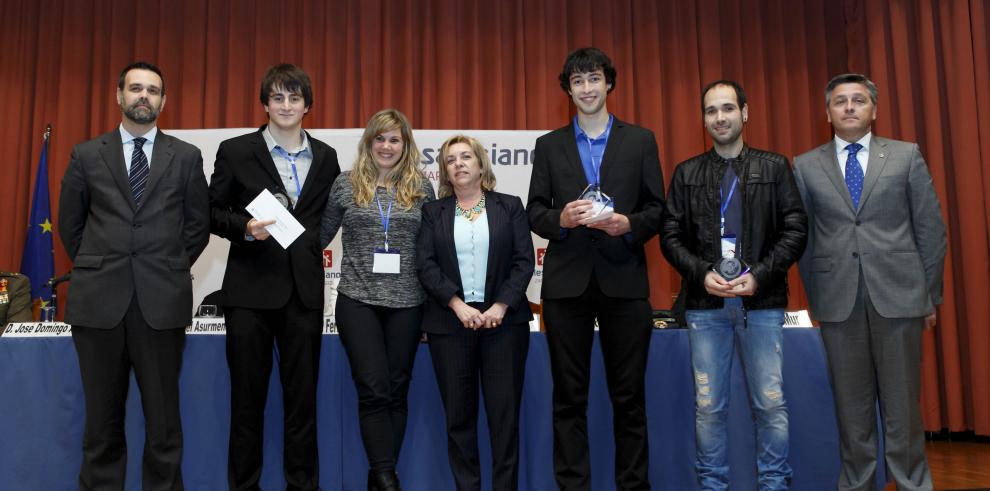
129, 137, 150, 206
844, 143, 864, 209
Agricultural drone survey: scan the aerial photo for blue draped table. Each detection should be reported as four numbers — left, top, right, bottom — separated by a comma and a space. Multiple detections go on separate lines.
0, 328, 849, 490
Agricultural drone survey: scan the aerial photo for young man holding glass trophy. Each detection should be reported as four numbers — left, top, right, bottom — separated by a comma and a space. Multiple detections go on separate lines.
526, 47, 666, 491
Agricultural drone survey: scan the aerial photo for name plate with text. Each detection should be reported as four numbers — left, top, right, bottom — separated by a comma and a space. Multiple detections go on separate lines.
2, 317, 338, 338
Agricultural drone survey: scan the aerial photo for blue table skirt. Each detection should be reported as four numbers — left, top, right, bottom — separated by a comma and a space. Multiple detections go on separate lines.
0, 329, 850, 490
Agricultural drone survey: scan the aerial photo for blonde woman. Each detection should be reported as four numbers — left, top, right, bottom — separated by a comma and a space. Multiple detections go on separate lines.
320, 108, 435, 491
416, 135, 534, 490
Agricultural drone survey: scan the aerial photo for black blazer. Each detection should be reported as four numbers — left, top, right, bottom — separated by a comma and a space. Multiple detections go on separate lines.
58, 129, 210, 329
208, 126, 341, 310
417, 191, 535, 334
526, 118, 665, 300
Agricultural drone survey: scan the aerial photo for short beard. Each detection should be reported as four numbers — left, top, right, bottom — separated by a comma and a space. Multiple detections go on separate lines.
123, 100, 159, 125
709, 126, 741, 147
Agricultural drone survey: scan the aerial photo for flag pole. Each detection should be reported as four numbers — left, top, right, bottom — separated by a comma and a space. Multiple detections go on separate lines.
43, 124, 57, 321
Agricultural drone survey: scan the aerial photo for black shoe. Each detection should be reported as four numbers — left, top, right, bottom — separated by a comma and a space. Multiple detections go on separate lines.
370, 469, 401, 491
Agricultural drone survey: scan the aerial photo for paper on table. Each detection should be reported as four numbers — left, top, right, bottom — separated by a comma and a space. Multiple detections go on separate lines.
245, 189, 305, 249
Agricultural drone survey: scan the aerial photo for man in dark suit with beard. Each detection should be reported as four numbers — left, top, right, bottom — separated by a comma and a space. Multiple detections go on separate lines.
208, 64, 340, 491
58, 61, 210, 490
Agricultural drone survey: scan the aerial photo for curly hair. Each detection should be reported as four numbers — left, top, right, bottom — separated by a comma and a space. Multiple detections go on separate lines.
558, 47, 617, 94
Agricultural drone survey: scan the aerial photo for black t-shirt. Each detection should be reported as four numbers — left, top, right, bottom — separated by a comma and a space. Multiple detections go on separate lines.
720, 162, 743, 246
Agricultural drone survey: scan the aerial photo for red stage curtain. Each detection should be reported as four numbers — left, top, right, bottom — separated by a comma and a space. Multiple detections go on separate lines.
1, 0, 986, 435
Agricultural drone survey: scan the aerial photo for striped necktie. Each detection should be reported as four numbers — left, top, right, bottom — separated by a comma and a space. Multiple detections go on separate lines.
129, 137, 150, 206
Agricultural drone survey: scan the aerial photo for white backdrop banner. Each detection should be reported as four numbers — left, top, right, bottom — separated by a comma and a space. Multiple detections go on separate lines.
169, 128, 550, 317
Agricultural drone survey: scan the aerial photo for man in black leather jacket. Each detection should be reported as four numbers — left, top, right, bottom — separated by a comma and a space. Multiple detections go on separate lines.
660, 80, 806, 490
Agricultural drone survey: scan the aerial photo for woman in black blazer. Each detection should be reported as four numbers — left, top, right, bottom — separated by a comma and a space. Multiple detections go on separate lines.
416, 135, 535, 491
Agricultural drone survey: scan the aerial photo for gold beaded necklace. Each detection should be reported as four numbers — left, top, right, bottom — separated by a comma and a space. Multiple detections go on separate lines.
455, 194, 486, 221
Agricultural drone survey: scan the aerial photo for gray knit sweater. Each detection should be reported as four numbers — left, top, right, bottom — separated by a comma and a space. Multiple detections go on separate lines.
320, 171, 436, 308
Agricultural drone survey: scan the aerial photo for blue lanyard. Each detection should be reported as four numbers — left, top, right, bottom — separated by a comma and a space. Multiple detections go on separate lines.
720, 177, 738, 217
273, 146, 303, 203
581, 115, 613, 187
375, 193, 394, 251
720, 176, 738, 236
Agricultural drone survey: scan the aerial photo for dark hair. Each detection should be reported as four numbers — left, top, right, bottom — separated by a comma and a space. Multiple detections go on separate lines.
259, 64, 313, 108
825, 73, 878, 107
118, 61, 165, 95
558, 47, 617, 94
701, 80, 747, 114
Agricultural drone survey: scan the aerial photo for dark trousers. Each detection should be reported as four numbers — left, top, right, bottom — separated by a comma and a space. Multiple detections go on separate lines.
72, 295, 185, 491
820, 274, 932, 491
335, 293, 423, 472
542, 278, 653, 491
225, 290, 322, 491
429, 319, 530, 491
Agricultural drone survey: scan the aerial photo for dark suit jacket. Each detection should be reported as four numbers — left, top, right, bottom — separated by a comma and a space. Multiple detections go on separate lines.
527, 118, 665, 299
58, 128, 210, 329
417, 191, 534, 334
208, 127, 341, 310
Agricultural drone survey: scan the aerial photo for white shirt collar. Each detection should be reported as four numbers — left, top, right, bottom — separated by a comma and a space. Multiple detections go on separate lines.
263, 126, 310, 154
119, 124, 158, 145
834, 132, 871, 153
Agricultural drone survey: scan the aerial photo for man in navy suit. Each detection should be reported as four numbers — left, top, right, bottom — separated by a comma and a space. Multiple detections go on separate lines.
527, 47, 665, 491
208, 64, 340, 491
59, 61, 210, 490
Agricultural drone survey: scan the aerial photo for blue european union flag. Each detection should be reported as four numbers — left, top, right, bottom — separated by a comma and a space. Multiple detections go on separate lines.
20, 127, 55, 313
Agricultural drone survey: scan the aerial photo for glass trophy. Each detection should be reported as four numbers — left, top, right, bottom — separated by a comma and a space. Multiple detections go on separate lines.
577, 183, 614, 224
714, 248, 749, 281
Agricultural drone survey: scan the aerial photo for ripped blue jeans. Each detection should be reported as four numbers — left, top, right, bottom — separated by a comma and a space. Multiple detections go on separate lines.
686, 297, 790, 490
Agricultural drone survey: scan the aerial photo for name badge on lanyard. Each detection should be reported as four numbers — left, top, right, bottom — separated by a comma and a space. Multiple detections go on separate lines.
720, 174, 739, 261
721, 235, 737, 259
373, 194, 401, 274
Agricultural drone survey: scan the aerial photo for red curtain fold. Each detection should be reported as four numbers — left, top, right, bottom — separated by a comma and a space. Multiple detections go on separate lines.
1, 0, 986, 435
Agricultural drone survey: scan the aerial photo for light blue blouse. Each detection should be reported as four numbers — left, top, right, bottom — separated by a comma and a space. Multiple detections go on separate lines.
454, 211, 490, 303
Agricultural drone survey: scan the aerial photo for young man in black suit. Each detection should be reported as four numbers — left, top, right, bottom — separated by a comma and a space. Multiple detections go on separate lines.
59, 61, 210, 490
527, 47, 665, 491
208, 64, 341, 491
